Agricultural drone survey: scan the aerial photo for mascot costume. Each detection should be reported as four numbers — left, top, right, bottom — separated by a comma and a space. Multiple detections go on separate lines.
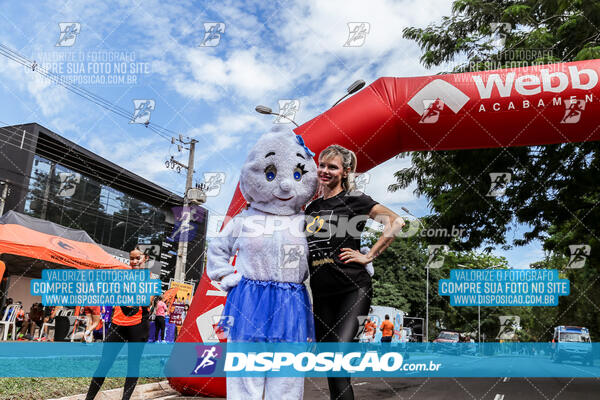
206, 126, 318, 399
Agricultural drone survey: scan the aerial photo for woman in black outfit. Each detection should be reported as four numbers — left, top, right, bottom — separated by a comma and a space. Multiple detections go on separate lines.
85, 248, 151, 400
305, 145, 405, 400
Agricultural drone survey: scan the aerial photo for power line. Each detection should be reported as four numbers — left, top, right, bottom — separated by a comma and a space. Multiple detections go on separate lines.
0, 125, 222, 220
0, 43, 218, 197
0, 43, 182, 142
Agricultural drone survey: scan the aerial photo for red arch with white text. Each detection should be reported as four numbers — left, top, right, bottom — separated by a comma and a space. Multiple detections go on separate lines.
168, 59, 600, 397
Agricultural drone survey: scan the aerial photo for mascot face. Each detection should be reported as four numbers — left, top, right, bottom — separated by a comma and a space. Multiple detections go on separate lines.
240, 128, 318, 215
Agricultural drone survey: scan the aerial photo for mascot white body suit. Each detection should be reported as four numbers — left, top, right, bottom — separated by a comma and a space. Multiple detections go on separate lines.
207, 127, 318, 400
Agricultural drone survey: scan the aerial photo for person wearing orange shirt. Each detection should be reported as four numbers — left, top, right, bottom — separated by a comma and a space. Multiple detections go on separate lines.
71, 306, 103, 343
85, 248, 151, 400
363, 318, 376, 342
380, 314, 394, 343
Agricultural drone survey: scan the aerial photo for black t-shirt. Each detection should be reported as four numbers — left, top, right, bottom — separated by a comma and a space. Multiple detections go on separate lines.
305, 190, 378, 297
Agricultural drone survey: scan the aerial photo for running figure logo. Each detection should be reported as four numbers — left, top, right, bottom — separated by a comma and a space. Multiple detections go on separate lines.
425, 245, 448, 269
130, 99, 155, 125
407, 80, 470, 123
169, 205, 204, 242
192, 345, 222, 375
56, 172, 80, 197
487, 172, 511, 197
199, 23, 226, 47
489, 22, 511, 51
282, 244, 305, 269
202, 172, 226, 196
275, 100, 300, 124
566, 244, 590, 269
347, 173, 371, 196
344, 22, 370, 47
497, 316, 520, 340
56, 23, 81, 47
561, 99, 586, 124
419, 99, 444, 124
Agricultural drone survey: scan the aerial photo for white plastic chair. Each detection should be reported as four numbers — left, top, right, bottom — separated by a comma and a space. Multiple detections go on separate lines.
0, 304, 21, 341
38, 308, 67, 340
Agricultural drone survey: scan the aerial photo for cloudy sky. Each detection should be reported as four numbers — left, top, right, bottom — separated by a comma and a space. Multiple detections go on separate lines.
0, 0, 543, 267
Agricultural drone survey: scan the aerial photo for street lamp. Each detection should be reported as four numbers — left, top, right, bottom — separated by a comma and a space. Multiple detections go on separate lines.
457, 264, 503, 343
331, 79, 366, 108
256, 79, 365, 127
426, 258, 429, 343
255, 105, 299, 127
400, 206, 431, 342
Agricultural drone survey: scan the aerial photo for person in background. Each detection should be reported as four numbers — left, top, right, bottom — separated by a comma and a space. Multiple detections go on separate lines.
18, 303, 44, 339
12, 301, 24, 339
181, 304, 189, 323
85, 248, 151, 400
0, 297, 13, 318
380, 314, 394, 344
72, 306, 102, 343
153, 296, 167, 343
362, 317, 376, 343
38, 306, 61, 341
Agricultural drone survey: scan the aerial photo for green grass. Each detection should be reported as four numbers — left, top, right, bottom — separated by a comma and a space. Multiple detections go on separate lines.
0, 377, 165, 400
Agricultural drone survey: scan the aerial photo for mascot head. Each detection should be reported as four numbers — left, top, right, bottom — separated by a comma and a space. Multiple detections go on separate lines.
240, 126, 318, 215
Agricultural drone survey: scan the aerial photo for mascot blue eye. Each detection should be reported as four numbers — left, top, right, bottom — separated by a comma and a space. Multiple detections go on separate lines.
293, 163, 307, 181
265, 165, 277, 181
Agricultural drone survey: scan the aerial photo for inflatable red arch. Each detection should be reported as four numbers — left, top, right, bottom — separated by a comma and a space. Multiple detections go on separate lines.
168, 59, 600, 396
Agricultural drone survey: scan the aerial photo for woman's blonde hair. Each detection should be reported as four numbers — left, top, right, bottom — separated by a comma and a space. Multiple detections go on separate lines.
319, 144, 357, 192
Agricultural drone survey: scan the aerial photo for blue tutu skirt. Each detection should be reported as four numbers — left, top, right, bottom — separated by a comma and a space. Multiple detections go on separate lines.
220, 276, 315, 342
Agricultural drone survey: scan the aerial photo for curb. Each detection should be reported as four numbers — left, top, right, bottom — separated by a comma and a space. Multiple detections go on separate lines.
46, 380, 178, 400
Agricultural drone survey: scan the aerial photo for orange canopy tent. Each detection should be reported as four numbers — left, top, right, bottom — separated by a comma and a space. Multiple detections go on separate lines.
0, 210, 128, 271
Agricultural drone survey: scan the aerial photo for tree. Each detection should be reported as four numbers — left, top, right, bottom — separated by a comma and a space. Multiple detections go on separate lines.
365, 231, 508, 340
399, 0, 600, 337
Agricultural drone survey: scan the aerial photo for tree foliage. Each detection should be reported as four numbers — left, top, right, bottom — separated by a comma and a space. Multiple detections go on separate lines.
393, 0, 600, 339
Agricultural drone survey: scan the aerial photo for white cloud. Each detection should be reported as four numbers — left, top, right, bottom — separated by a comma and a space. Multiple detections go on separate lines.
361, 155, 419, 211
0, 0, 454, 215
142, 0, 454, 104
0, 53, 69, 117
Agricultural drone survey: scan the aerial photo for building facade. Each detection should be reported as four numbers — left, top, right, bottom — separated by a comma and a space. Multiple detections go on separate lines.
0, 123, 207, 293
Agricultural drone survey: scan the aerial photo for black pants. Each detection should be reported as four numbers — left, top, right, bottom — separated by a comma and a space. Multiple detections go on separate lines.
313, 286, 372, 400
85, 321, 149, 400
154, 316, 165, 342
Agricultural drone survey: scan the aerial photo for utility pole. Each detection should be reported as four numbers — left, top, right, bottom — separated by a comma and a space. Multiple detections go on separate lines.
0, 181, 8, 216
171, 135, 199, 283
426, 264, 429, 343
